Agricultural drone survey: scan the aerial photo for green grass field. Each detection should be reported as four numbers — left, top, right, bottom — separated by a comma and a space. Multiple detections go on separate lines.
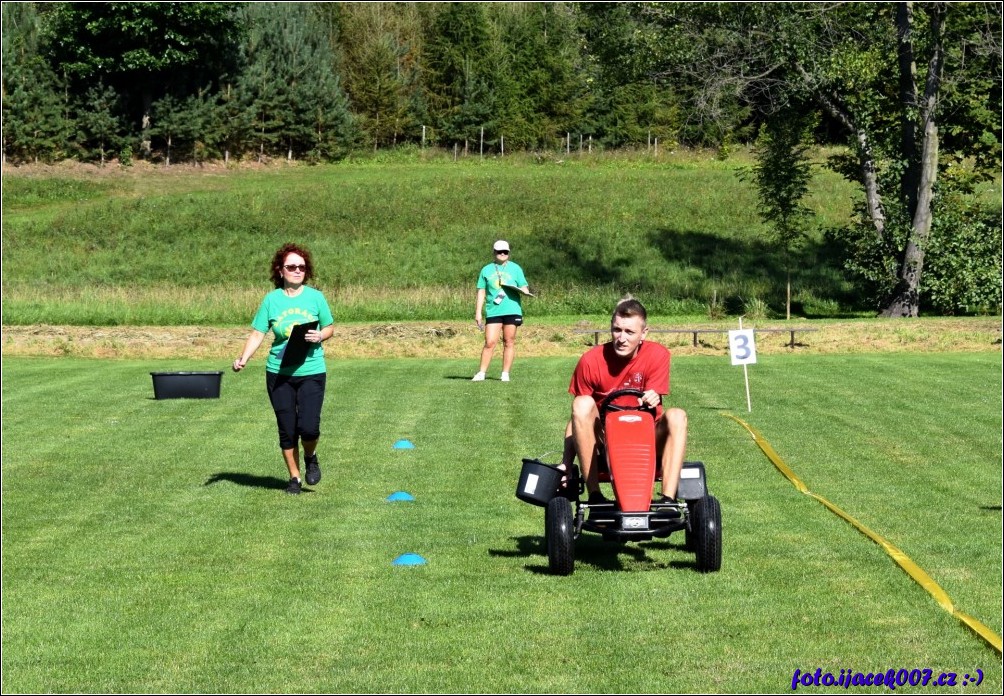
2, 352, 1000, 692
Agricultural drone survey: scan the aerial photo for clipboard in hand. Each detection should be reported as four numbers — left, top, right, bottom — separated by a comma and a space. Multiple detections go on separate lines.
279, 320, 319, 370
502, 284, 534, 297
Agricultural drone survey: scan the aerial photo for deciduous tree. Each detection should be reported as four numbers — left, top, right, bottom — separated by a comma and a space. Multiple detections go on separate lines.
644, 2, 1001, 317
41, 2, 241, 146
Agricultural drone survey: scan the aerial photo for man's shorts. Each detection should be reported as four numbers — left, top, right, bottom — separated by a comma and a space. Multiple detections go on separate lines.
486, 315, 523, 326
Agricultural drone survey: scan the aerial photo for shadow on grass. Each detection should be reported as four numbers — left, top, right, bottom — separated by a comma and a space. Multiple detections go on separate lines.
492, 534, 696, 574
574, 535, 695, 572
489, 535, 546, 560
204, 472, 290, 490
528, 224, 859, 318
647, 227, 858, 317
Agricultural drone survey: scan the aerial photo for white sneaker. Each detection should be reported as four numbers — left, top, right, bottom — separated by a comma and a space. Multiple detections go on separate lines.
471, 372, 486, 382
500, 372, 510, 382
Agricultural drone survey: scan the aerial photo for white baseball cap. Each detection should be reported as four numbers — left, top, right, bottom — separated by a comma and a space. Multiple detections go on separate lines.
493, 240, 510, 252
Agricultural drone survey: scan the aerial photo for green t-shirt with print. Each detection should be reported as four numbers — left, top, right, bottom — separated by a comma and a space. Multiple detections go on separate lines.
476, 261, 528, 318
251, 286, 334, 376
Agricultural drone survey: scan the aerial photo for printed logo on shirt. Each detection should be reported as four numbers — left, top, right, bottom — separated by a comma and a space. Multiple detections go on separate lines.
623, 372, 645, 389
276, 308, 317, 337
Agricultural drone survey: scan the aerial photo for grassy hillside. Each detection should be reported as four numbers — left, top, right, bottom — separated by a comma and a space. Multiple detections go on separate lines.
4, 151, 863, 325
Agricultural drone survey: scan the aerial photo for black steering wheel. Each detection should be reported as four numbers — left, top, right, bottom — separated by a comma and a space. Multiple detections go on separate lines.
598, 388, 658, 417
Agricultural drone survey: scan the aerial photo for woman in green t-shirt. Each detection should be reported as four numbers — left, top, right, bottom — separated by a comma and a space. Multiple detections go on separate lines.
472, 240, 531, 382
233, 243, 335, 495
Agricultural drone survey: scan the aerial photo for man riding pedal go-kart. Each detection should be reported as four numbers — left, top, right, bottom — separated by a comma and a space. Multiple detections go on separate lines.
515, 297, 722, 575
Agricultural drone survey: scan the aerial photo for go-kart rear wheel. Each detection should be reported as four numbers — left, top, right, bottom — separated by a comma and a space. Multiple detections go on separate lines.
692, 495, 722, 573
545, 495, 575, 576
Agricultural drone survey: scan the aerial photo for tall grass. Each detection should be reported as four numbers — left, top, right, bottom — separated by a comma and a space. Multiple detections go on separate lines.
2, 353, 1000, 692
2, 154, 862, 324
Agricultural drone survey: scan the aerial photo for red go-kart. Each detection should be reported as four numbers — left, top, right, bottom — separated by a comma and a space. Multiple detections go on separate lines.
517, 389, 722, 576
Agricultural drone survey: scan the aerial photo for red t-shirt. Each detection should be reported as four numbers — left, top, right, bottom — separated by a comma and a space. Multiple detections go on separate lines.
568, 341, 671, 414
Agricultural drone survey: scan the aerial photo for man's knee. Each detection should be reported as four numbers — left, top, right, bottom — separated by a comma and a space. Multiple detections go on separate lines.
571, 396, 598, 421
662, 407, 688, 434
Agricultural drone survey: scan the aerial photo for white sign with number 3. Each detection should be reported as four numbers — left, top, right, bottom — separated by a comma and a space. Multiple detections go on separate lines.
729, 329, 757, 366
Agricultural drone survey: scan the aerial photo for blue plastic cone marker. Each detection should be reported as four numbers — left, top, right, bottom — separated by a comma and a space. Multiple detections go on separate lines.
393, 439, 415, 449
392, 553, 427, 566
386, 491, 415, 502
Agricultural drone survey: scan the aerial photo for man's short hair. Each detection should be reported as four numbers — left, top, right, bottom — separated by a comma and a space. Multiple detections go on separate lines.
612, 296, 647, 324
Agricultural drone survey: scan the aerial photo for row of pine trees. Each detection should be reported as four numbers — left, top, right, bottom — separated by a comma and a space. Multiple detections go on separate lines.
3, 2, 711, 166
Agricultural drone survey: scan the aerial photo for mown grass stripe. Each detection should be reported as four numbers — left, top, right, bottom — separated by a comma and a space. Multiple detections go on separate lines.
726, 413, 1003, 656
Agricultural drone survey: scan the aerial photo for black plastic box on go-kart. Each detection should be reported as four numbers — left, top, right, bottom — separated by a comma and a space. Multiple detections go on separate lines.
516, 458, 564, 506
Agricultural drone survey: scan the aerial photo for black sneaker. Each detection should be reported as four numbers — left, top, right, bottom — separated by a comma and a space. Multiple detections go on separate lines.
305, 453, 321, 486
587, 490, 609, 505
654, 494, 681, 518
286, 477, 302, 495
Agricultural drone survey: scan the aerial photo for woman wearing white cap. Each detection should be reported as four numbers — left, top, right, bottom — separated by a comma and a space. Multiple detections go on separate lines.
472, 240, 531, 382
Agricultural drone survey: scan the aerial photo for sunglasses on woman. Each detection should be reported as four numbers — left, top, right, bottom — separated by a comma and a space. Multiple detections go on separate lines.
283, 264, 307, 272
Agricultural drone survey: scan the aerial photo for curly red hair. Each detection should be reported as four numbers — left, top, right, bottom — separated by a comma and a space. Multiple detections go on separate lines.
270, 243, 315, 288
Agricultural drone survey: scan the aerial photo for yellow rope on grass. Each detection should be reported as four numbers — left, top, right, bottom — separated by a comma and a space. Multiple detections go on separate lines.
725, 413, 1002, 656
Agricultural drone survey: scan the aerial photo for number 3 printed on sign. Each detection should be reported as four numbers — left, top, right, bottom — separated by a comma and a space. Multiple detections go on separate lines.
729, 329, 757, 366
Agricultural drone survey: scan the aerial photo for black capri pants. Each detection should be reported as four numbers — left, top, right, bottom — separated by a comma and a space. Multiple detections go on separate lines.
265, 371, 327, 450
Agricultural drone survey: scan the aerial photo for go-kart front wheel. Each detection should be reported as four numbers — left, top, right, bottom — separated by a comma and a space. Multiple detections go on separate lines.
691, 495, 722, 573
545, 495, 575, 576
684, 500, 697, 551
